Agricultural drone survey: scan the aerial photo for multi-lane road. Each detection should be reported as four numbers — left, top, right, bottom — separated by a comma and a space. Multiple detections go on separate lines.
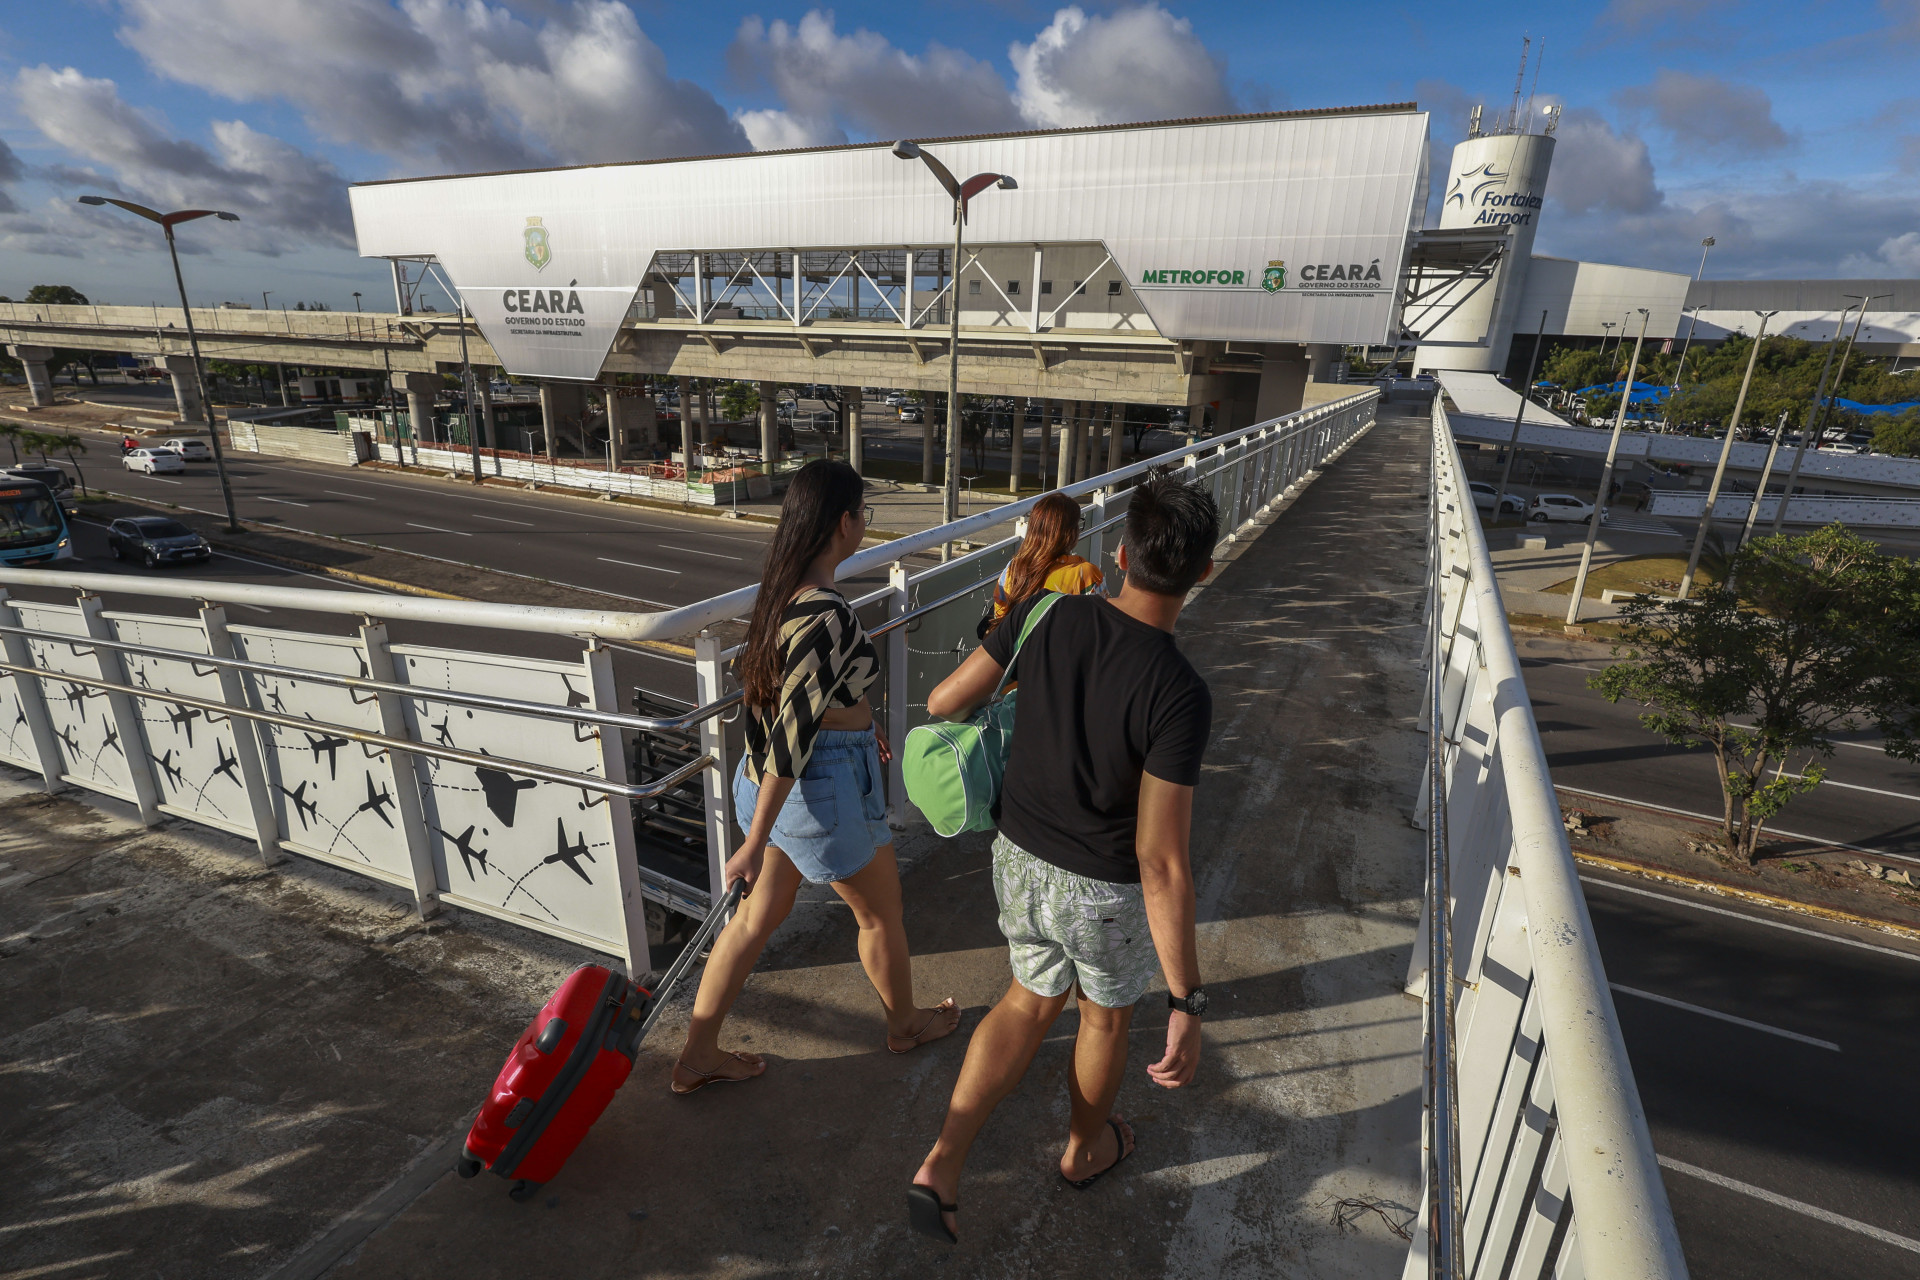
1518, 637, 1920, 862
1584, 871, 1920, 1278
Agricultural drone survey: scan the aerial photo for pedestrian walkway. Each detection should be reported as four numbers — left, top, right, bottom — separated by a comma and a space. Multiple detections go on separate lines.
0, 404, 1431, 1280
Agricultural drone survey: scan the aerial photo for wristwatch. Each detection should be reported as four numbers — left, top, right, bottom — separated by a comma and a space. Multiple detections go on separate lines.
1168, 988, 1209, 1017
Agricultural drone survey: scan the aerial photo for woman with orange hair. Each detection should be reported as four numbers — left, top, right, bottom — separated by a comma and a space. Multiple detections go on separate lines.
986, 491, 1104, 636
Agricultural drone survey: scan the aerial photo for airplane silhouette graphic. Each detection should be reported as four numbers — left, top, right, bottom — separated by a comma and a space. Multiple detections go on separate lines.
63, 683, 89, 722
355, 772, 395, 827
151, 750, 184, 788
440, 825, 488, 879
56, 725, 81, 757
543, 819, 596, 884
100, 723, 121, 757
281, 781, 320, 830
267, 687, 287, 713
304, 730, 349, 780
431, 715, 455, 747
168, 705, 201, 746
475, 759, 537, 825
212, 740, 240, 785
559, 675, 590, 710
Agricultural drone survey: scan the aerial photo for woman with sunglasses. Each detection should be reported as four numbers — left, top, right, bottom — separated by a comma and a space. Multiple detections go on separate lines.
672, 460, 960, 1093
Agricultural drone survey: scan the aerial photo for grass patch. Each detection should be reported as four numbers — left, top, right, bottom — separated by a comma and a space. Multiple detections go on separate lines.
1540, 555, 1721, 598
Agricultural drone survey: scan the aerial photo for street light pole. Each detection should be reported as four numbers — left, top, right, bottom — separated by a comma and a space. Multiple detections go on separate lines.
1770, 298, 1862, 535
1566, 307, 1649, 625
79, 195, 242, 532
1679, 310, 1776, 599
1493, 309, 1549, 518
891, 140, 1016, 545
1695, 236, 1716, 281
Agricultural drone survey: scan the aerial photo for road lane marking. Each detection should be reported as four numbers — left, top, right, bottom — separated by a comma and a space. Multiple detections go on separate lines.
659, 544, 743, 561
597, 556, 680, 574
259, 496, 311, 507
1775, 772, 1919, 803
210, 550, 385, 592
1608, 983, 1840, 1051
406, 522, 471, 536
145, 477, 182, 484
324, 489, 378, 501
1731, 723, 1886, 754
1579, 876, 1920, 963
1554, 785, 1920, 867
473, 513, 535, 526
1656, 1156, 1920, 1255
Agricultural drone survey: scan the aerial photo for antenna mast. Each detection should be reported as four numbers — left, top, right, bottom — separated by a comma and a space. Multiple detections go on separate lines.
1506, 34, 1530, 133
1523, 37, 1546, 127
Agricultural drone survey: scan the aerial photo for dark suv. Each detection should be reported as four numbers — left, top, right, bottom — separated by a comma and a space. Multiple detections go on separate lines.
108, 516, 212, 568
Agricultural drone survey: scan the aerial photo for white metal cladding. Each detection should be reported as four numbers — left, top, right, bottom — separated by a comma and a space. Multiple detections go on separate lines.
349, 109, 1430, 378
1647, 491, 1920, 528
1404, 397, 1687, 1279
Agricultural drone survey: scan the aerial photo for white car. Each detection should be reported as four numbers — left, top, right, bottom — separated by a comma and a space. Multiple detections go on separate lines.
1527, 493, 1607, 524
123, 448, 187, 475
1469, 482, 1525, 517
152, 437, 212, 462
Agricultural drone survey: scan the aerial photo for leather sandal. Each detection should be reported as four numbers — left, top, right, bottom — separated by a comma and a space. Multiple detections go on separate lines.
907, 1184, 958, 1243
886, 998, 959, 1054
669, 1051, 760, 1095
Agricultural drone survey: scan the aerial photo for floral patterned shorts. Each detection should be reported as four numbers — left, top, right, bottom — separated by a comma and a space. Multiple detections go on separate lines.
991, 833, 1158, 1009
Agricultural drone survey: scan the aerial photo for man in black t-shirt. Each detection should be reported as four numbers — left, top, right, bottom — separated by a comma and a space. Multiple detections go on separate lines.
907, 477, 1219, 1244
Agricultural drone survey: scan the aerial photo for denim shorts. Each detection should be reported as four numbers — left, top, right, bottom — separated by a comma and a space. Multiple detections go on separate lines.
733, 728, 891, 883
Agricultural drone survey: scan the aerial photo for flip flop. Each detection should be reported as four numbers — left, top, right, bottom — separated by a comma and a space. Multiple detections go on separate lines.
669, 1051, 761, 1096
907, 1183, 958, 1243
886, 998, 959, 1054
1062, 1117, 1134, 1190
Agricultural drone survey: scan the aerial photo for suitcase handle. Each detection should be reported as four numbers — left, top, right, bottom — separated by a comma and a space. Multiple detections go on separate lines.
632, 879, 746, 1049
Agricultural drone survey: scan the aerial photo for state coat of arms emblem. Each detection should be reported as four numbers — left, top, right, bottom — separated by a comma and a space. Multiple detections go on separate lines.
524, 216, 552, 271
1261, 260, 1286, 293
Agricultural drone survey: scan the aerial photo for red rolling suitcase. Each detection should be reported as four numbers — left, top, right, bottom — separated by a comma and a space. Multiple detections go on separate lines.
456, 882, 743, 1201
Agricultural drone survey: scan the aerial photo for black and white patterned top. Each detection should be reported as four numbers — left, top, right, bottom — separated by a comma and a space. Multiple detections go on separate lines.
742, 586, 880, 782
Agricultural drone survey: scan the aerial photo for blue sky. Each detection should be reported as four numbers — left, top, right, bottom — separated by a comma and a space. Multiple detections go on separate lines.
1, 1, 1915, 311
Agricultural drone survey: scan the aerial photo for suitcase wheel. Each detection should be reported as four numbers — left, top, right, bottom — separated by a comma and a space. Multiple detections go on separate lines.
508, 1179, 543, 1203
455, 1153, 484, 1180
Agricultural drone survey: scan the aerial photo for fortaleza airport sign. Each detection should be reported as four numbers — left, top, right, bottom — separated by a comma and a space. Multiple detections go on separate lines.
1135, 258, 1387, 297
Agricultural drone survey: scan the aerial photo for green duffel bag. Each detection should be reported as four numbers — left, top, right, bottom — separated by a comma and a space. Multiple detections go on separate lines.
902, 591, 1062, 837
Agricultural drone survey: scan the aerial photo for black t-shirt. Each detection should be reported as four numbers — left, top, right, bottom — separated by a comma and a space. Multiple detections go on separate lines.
982, 592, 1212, 883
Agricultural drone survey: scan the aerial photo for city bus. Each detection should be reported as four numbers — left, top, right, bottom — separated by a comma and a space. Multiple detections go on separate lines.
0, 477, 75, 566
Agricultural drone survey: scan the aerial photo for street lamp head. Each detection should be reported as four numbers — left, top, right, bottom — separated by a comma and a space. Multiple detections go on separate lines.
1701, 237, 1715, 248
216, 211, 240, 222
891, 140, 922, 161
996, 175, 1018, 191
77, 195, 107, 206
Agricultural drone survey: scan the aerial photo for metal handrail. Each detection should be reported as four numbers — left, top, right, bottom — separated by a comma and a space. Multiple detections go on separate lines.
0, 656, 712, 800
1424, 502, 1465, 1275
0, 621, 738, 735
0, 390, 1379, 644
1429, 399, 1686, 1279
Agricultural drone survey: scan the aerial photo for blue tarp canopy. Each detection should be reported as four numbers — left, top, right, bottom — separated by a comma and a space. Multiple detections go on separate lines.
1825, 397, 1920, 416
1575, 381, 1672, 405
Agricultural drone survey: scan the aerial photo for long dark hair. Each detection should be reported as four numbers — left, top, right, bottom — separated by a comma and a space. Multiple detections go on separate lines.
987, 492, 1082, 636
739, 459, 865, 710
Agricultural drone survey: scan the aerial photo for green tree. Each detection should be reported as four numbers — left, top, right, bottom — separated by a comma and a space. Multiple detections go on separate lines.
1870, 408, 1920, 458
34, 430, 89, 495
719, 380, 759, 423
0, 421, 21, 465
1592, 524, 1920, 863
23, 284, 89, 306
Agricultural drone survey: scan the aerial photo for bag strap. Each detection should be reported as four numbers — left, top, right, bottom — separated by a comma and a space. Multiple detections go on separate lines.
988, 591, 1061, 703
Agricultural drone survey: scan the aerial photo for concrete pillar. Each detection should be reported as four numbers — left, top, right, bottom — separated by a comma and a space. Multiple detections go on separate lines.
1255, 348, 1310, 421
1007, 400, 1024, 495
846, 386, 863, 475
536, 382, 589, 457
607, 390, 645, 463
921, 403, 937, 487
162, 354, 204, 424
1076, 402, 1096, 481
1107, 402, 1125, 474
758, 380, 778, 467
1059, 401, 1080, 487
7, 345, 56, 408
675, 376, 695, 468
401, 371, 440, 446
1039, 401, 1055, 491
1306, 343, 1340, 384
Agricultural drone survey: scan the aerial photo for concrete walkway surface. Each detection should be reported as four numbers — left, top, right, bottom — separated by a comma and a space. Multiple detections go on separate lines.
0, 406, 1432, 1279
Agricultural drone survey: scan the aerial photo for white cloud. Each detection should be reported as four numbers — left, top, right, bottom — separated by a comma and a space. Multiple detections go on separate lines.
113, 0, 747, 172
727, 12, 1021, 145
1010, 5, 1234, 129
1616, 70, 1790, 154
1546, 108, 1663, 215
735, 109, 846, 153
15, 65, 354, 253
1841, 230, 1920, 274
